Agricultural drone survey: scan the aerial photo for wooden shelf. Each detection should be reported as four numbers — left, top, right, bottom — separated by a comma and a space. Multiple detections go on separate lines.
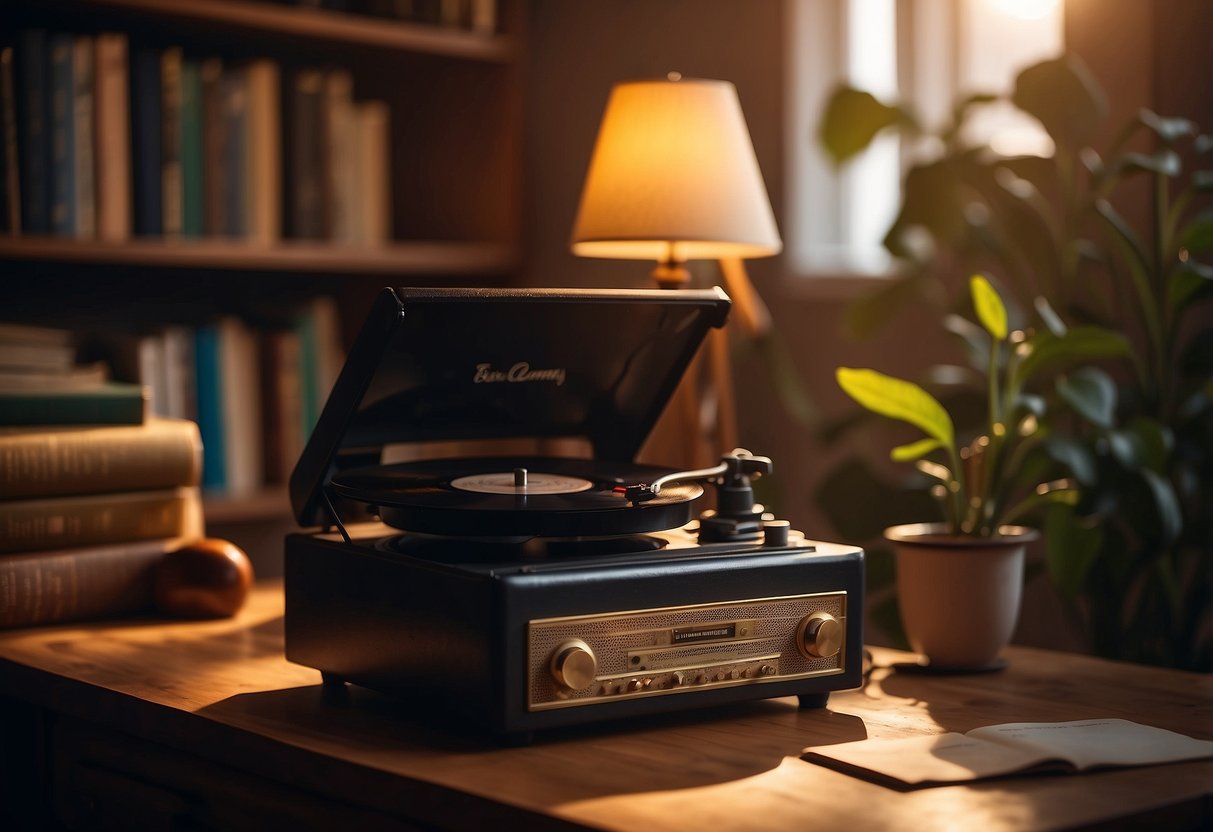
0, 237, 518, 275
33, 0, 518, 62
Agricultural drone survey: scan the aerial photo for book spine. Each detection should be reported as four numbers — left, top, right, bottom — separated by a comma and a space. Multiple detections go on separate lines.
220, 65, 247, 238
199, 57, 225, 237
355, 99, 390, 246
0, 384, 146, 426
130, 46, 162, 237
160, 46, 183, 239
0, 486, 202, 554
17, 30, 49, 234
1, 45, 20, 235
288, 68, 326, 240
94, 33, 131, 242
218, 318, 263, 496
71, 35, 95, 239
47, 33, 75, 236
180, 57, 203, 238
0, 420, 202, 500
324, 69, 356, 243
0, 537, 177, 628
245, 59, 281, 246
193, 323, 227, 490
161, 326, 195, 421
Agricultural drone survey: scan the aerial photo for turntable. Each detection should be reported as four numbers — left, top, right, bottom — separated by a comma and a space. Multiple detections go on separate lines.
284, 287, 864, 742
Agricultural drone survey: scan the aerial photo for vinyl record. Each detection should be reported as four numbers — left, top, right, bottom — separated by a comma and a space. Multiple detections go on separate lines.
330, 457, 703, 538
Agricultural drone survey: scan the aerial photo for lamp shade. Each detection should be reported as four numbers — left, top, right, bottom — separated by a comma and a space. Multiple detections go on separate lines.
570, 77, 782, 263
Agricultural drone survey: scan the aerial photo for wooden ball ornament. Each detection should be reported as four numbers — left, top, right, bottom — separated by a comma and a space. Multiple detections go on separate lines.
155, 538, 254, 618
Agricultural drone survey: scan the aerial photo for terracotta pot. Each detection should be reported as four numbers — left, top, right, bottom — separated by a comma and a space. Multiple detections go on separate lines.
884, 523, 1039, 671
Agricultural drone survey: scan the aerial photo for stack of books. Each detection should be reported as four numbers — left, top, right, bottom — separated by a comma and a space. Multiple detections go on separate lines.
0, 322, 204, 629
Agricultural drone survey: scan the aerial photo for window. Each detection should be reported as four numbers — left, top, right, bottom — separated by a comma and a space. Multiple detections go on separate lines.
785, 0, 1064, 276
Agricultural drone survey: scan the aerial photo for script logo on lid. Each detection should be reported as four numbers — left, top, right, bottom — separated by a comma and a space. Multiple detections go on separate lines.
473, 362, 567, 387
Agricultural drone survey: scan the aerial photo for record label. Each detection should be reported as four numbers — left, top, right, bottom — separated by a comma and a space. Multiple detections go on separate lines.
451, 471, 594, 495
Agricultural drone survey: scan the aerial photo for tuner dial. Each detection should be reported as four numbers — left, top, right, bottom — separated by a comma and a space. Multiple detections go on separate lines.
796, 612, 843, 659
550, 639, 597, 691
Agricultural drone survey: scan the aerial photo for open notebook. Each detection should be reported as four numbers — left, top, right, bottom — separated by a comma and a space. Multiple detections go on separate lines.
802, 719, 1213, 788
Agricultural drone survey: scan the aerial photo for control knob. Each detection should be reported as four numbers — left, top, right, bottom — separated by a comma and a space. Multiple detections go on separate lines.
550, 639, 597, 691
796, 612, 843, 659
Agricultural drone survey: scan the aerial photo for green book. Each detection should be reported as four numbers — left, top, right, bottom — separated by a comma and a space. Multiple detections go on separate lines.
0, 382, 146, 425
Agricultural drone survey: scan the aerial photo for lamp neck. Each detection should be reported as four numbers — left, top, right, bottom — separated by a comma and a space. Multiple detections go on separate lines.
652, 243, 691, 289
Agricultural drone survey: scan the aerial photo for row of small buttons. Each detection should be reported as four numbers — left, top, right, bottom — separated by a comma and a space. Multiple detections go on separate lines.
595, 663, 778, 697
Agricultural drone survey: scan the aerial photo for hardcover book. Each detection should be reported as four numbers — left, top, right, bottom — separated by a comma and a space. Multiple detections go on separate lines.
0, 485, 203, 554
0, 536, 190, 628
0, 382, 146, 426
0, 418, 202, 499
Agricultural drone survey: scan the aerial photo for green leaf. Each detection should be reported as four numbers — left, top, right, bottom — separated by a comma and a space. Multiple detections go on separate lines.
1107, 417, 1171, 472
1168, 261, 1213, 313
1119, 150, 1181, 178
1042, 435, 1097, 485
1013, 326, 1131, 389
970, 274, 1008, 340
1012, 55, 1106, 153
1179, 212, 1213, 254
836, 368, 955, 448
818, 86, 912, 166
1139, 109, 1197, 143
1141, 469, 1183, 544
1096, 199, 1151, 275
883, 159, 967, 256
892, 437, 943, 462
1044, 504, 1102, 599
1057, 367, 1118, 428
943, 312, 991, 371
1034, 296, 1067, 336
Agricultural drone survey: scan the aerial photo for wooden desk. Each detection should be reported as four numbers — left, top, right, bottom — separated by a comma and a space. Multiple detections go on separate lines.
1, 582, 1209, 831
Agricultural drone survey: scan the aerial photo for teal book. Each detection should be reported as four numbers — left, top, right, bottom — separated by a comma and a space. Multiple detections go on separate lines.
180, 57, 204, 237
0, 382, 146, 425
192, 323, 226, 491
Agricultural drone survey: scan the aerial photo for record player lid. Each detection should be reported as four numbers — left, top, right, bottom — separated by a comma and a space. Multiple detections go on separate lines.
290, 286, 731, 527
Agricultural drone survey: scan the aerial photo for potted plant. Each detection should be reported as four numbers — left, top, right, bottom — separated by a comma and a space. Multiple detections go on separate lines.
817, 55, 1213, 670
836, 274, 1123, 670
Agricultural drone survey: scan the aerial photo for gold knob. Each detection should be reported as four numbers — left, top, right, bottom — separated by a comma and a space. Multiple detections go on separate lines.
550, 639, 597, 690
796, 612, 843, 659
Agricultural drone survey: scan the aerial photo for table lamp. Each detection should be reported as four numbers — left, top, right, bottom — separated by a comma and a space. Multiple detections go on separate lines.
570, 73, 782, 293
570, 74, 781, 464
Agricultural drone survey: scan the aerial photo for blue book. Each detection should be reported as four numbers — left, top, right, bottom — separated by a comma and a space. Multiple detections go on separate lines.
193, 324, 227, 491
47, 33, 75, 236
16, 30, 49, 234
130, 47, 162, 237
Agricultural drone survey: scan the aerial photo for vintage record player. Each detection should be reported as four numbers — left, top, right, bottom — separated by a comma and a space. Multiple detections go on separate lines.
284, 286, 864, 742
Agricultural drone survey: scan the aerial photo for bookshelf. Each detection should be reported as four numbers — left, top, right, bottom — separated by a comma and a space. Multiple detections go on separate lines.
1, 0, 523, 563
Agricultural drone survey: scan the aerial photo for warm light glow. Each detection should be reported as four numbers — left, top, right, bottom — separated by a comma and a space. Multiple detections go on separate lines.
570, 77, 782, 262
988, 0, 1060, 21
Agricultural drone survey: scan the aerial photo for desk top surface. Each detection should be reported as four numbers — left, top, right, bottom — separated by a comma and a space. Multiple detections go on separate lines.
1, 581, 1210, 831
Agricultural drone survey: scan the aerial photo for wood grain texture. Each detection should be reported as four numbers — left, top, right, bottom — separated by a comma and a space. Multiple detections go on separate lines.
1, 581, 1209, 831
